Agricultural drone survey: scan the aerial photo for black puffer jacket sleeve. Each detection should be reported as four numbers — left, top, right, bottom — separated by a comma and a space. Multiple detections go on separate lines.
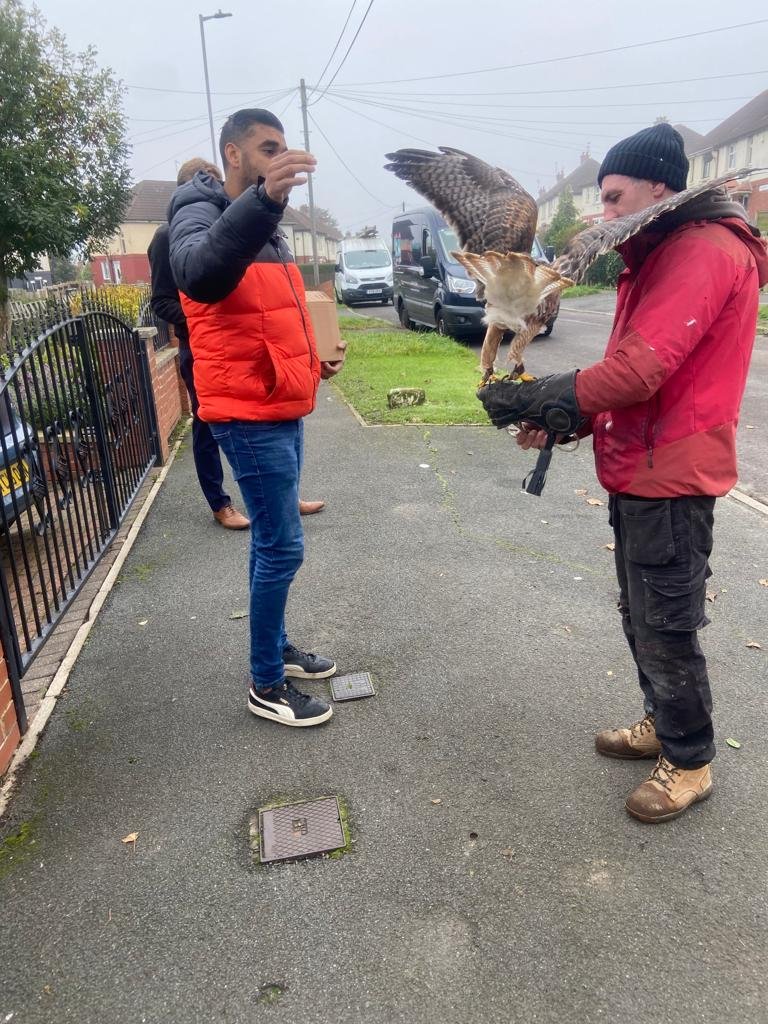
147, 224, 185, 326
169, 181, 287, 304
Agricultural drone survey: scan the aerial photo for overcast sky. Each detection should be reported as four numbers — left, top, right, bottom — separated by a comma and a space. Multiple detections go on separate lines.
32, 0, 768, 237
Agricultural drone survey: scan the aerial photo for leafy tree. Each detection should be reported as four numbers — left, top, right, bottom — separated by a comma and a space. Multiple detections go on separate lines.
542, 187, 587, 256
0, 0, 131, 338
297, 204, 340, 235
49, 254, 80, 283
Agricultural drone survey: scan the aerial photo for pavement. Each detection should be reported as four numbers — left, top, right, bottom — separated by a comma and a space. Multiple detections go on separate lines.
1, 369, 767, 1023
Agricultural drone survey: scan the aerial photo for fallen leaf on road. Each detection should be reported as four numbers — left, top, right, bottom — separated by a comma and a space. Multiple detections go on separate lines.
759, 580, 768, 587
138, 620, 148, 627
746, 641, 763, 650
706, 591, 717, 603
586, 498, 604, 506
574, 489, 588, 496
604, 543, 615, 551
229, 611, 247, 620
430, 798, 442, 805
501, 848, 515, 860
726, 738, 742, 749
606, 671, 614, 677
121, 832, 138, 844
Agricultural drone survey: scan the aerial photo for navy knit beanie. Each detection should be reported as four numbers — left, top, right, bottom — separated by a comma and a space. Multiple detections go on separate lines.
598, 123, 689, 192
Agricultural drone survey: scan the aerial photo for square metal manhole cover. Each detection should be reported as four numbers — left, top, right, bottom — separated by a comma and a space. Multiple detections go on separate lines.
330, 672, 375, 702
258, 797, 345, 863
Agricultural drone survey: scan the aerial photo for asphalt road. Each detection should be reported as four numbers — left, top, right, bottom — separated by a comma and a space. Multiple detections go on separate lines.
349, 292, 768, 504
1, 298, 766, 1024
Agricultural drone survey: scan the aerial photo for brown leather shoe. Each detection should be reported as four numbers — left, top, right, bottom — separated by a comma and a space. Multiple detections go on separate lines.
213, 505, 250, 530
299, 499, 325, 515
625, 756, 713, 823
595, 713, 662, 760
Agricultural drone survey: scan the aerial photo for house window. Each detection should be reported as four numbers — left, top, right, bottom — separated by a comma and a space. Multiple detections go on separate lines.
100, 260, 111, 282
746, 136, 753, 166
727, 144, 736, 169
112, 260, 122, 284
702, 154, 713, 178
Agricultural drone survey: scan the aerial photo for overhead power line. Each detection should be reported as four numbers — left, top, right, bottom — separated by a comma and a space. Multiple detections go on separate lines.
331, 68, 768, 99
127, 83, 293, 96
307, 110, 392, 204
324, 95, 554, 178
308, 0, 358, 100
337, 18, 768, 86
331, 89, 753, 111
309, 0, 376, 104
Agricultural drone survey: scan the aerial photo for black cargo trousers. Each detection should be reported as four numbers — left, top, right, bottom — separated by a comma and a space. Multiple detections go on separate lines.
609, 494, 716, 768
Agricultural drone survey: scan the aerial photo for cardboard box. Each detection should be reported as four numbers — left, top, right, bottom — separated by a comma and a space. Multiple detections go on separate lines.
304, 291, 344, 362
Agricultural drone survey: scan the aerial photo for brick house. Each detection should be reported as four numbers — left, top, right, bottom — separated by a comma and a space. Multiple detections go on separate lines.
687, 90, 768, 233
537, 126, 707, 231
537, 155, 603, 231
90, 180, 342, 285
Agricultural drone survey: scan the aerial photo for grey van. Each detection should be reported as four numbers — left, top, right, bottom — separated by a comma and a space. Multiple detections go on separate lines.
392, 206, 558, 339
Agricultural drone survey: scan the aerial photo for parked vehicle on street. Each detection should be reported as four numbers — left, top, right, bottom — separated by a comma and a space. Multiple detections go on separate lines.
0, 395, 42, 534
392, 206, 559, 339
334, 237, 394, 306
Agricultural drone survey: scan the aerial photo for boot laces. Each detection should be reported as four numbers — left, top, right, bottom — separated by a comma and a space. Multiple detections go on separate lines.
629, 714, 655, 741
649, 756, 681, 793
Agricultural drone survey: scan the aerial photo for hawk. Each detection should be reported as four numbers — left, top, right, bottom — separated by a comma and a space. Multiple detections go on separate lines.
384, 146, 752, 382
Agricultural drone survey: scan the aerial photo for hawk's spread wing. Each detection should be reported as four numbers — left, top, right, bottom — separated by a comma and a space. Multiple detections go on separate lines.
555, 168, 754, 283
384, 147, 538, 255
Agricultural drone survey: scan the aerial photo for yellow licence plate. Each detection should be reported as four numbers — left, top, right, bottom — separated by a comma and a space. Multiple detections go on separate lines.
0, 460, 29, 497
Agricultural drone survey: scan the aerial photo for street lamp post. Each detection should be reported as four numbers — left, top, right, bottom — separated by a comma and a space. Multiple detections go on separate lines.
199, 10, 232, 164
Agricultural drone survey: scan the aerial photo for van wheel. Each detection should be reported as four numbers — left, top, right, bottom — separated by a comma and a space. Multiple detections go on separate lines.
436, 312, 449, 337
398, 301, 413, 330
381, 297, 389, 305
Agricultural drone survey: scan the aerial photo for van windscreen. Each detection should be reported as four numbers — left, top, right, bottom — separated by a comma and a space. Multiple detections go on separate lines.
344, 250, 391, 269
439, 228, 460, 255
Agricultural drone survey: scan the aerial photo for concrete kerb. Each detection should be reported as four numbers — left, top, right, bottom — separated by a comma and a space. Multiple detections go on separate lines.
0, 418, 192, 819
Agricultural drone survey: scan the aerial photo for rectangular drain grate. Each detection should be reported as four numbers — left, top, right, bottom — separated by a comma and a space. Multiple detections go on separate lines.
330, 672, 375, 702
259, 796, 345, 863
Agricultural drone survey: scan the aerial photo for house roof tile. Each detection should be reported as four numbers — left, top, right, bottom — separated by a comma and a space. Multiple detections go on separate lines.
694, 90, 768, 152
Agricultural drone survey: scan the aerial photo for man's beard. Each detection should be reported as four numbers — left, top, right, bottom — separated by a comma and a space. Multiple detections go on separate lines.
240, 153, 265, 190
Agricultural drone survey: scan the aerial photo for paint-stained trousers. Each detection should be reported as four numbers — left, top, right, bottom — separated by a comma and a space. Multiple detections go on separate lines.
609, 494, 716, 768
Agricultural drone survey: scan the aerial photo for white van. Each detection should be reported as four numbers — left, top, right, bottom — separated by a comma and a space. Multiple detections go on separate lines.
334, 237, 394, 306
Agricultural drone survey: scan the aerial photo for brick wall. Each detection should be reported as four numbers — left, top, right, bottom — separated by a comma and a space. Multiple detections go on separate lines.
0, 654, 21, 776
137, 328, 184, 465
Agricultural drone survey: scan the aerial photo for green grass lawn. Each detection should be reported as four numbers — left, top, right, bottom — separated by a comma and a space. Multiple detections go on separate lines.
333, 318, 488, 425
560, 285, 610, 299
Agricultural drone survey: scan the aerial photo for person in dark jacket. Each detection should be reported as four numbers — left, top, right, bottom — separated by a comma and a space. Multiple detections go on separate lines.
168, 108, 346, 729
479, 123, 768, 823
148, 158, 250, 531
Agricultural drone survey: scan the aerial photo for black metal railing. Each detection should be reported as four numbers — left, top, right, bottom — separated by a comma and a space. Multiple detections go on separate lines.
0, 303, 159, 732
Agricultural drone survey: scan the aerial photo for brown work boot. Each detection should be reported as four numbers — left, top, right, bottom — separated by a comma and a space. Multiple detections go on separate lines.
299, 499, 325, 515
213, 505, 249, 530
595, 713, 662, 760
625, 756, 713, 823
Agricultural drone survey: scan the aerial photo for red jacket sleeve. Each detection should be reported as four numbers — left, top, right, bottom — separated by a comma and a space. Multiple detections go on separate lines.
575, 232, 737, 415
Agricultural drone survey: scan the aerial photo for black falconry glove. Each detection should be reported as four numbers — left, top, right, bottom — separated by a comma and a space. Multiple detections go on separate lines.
477, 370, 584, 435
476, 370, 586, 495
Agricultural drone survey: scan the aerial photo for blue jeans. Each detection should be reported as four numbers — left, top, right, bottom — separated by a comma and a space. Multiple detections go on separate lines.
209, 419, 305, 691
178, 348, 231, 512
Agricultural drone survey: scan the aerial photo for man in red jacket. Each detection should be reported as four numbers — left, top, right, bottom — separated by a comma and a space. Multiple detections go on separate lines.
479, 123, 768, 822
168, 109, 345, 728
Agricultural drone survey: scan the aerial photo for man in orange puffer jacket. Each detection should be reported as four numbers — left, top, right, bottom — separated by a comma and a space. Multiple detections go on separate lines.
169, 108, 345, 729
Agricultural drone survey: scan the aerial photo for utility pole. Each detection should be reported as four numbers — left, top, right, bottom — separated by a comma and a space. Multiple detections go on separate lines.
299, 78, 321, 287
